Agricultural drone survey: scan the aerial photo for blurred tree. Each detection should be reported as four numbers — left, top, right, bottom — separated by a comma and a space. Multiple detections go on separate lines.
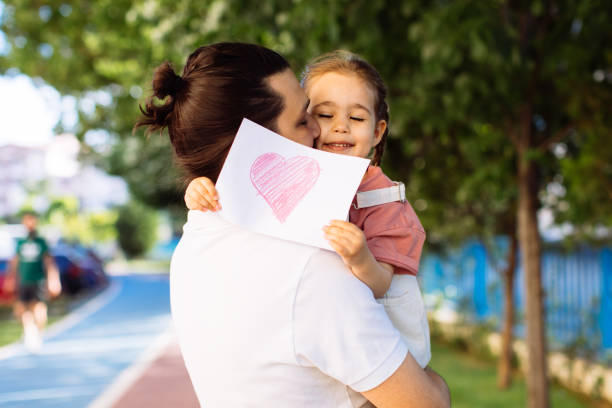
387, 3, 611, 407
385, 120, 521, 388
45, 196, 118, 244
115, 200, 158, 258
390, 3, 611, 406
87, 211, 119, 243
556, 130, 612, 244
2, 1, 611, 405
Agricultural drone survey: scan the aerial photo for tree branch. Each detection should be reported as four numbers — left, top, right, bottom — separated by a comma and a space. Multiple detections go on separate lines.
537, 124, 574, 151
504, 117, 520, 148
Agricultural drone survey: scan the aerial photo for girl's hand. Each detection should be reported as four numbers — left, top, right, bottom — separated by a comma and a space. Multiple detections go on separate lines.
323, 220, 370, 269
185, 177, 221, 212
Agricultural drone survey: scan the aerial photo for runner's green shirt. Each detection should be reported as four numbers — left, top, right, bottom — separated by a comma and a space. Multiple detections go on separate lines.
16, 236, 49, 284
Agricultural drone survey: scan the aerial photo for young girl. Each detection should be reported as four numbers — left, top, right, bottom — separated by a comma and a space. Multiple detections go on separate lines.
184, 50, 431, 368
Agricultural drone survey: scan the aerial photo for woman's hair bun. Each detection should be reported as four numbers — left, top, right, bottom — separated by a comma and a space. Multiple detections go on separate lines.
134, 61, 184, 134
152, 61, 184, 99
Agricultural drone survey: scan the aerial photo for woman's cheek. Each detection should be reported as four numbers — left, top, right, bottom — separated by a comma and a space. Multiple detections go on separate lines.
317, 121, 331, 137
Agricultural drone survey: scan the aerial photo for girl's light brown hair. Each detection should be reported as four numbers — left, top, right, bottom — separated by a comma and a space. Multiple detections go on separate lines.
301, 50, 390, 166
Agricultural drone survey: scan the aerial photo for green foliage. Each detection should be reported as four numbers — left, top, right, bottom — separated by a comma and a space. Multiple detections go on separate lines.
45, 196, 118, 244
1, 0, 610, 245
115, 200, 158, 258
383, 1, 612, 249
558, 130, 612, 244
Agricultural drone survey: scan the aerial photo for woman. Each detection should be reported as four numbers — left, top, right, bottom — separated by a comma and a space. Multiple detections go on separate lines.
136, 42, 450, 408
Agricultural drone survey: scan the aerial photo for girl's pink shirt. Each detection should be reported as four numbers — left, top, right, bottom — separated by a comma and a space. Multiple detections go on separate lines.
349, 166, 426, 275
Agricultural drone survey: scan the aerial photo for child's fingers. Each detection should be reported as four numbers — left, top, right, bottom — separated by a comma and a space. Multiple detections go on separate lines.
324, 228, 360, 255
204, 179, 220, 200
197, 178, 220, 200
185, 177, 221, 210
195, 190, 218, 209
193, 183, 221, 210
198, 198, 217, 211
186, 188, 220, 212
328, 220, 363, 237
325, 235, 352, 258
185, 191, 212, 211
184, 192, 206, 211
323, 226, 355, 246
324, 223, 364, 244
328, 219, 356, 229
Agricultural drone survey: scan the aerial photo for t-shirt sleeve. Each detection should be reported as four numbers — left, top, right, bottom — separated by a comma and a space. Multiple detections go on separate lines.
363, 202, 426, 275
292, 250, 408, 392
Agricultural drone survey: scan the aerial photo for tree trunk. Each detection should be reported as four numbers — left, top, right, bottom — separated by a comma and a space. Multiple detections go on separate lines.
517, 148, 549, 408
497, 233, 517, 389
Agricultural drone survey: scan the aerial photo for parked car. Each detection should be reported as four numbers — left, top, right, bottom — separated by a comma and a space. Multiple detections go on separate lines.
0, 226, 21, 304
67, 244, 107, 288
52, 251, 85, 295
0, 257, 15, 304
52, 242, 108, 294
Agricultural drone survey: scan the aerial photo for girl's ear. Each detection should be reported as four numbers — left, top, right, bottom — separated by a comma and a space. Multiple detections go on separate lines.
373, 120, 387, 146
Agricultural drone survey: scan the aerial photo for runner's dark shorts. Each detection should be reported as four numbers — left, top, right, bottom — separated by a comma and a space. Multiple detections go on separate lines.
18, 282, 45, 303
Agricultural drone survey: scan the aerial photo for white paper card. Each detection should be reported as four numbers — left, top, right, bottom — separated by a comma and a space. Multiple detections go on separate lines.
215, 118, 370, 250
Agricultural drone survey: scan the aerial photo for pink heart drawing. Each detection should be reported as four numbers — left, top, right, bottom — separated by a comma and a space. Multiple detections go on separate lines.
250, 153, 320, 223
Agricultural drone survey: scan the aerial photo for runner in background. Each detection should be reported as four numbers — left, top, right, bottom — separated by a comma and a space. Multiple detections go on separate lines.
3, 211, 62, 351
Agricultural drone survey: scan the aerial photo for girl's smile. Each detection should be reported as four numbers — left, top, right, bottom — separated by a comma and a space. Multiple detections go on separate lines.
321, 142, 355, 152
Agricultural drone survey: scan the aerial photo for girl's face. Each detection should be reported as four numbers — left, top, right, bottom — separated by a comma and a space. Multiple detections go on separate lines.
307, 72, 386, 159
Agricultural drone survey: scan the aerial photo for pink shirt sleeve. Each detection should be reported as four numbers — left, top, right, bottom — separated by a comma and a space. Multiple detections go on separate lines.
349, 167, 426, 275
360, 201, 425, 275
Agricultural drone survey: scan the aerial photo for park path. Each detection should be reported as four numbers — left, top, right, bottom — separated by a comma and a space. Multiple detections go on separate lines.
0, 274, 198, 408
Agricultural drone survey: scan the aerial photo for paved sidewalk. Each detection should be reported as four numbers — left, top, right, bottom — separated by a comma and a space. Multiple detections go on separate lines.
112, 339, 198, 408
0, 275, 179, 408
0, 274, 200, 407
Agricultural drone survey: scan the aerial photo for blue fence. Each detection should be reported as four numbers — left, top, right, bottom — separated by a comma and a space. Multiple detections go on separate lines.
421, 241, 612, 358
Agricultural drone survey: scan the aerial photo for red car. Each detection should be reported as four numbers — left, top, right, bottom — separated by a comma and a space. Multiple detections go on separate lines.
0, 258, 16, 304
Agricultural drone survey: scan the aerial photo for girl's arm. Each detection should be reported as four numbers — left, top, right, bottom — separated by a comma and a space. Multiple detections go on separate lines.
185, 177, 221, 211
323, 220, 393, 298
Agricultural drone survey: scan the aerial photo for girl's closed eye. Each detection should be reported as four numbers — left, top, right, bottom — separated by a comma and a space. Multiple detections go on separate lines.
317, 113, 332, 119
350, 116, 365, 122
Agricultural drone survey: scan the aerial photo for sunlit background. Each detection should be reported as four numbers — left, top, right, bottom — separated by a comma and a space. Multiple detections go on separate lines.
0, 1, 611, 407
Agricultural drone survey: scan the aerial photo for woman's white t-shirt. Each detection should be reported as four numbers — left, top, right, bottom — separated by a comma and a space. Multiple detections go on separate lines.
170, 211, 408, 407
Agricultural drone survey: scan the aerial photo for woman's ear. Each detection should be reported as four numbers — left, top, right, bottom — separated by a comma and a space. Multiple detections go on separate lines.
373, 120, 387, 146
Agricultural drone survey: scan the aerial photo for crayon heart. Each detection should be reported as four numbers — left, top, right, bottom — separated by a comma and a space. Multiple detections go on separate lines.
250, 153, 320, 223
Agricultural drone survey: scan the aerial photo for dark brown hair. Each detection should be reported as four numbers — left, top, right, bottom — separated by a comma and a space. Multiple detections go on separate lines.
301, 50, 390, 166
135, 42, 290, 182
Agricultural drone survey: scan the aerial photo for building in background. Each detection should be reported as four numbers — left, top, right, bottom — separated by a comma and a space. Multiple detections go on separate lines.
0, 134, 128, 216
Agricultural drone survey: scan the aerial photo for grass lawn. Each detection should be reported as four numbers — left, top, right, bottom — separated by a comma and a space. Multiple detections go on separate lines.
430, 339, 610, 408
105, 258, 170, 275
0, 309, 64, 347
0, 295, 74, 347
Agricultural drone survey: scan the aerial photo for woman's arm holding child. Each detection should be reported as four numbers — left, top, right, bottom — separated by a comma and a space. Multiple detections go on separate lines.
323, 220, 393, 298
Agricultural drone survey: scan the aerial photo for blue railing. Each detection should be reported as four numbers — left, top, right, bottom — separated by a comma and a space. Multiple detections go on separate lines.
420, 241, 612, 358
